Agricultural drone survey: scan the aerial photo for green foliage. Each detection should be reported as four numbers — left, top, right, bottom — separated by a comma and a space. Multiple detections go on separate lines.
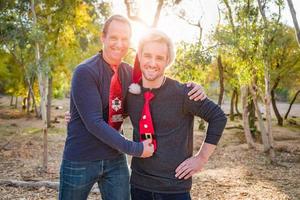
1, 0, 299, 106
268, 25, 300, 87
0, 50, 26, 96
275, 88, 289, 101
215, 0, 263, 87
0, 51, 10, 92
0, 0, 111, 100
169, 41, 211, 84
212, 0, 300, 101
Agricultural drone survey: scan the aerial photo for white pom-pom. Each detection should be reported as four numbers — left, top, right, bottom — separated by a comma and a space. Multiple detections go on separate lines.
129, 83, 141, 94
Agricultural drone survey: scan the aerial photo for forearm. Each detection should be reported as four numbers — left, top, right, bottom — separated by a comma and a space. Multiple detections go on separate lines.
71, 66, 143, 157
195, 142, 216, 163
205, 114, 227, 145
175, 142, 217, 179
84, 118, 143, 157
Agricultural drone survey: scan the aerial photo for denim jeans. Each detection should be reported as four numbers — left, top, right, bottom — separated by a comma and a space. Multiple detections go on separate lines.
59, 154, 130, 200
131, 186, 191, 200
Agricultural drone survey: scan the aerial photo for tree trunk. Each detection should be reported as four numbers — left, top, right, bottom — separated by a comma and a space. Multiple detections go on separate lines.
249, 84, 272, 153
241, 86, 255, 148
31, 0, 48, 172
37, 58, 49, 172
26, 87, 31, 114
284, 90, 300, 119
235, 88, 241, 116
271, 77, 283, 126
230, 89, 236, 121
14, 96, 18, 109
248, 98, 256, 136
0, 179, 58, 190
25, 77, 39, 117
10, 96, 14, 106
47, 76, 52, 128
217, 55, 225, 106
286, 0, 300, 46
264, 70, 275, 159
151, 0, 164, 27
265, 104, 276, 159
271, 90, 282, 125
30, 84, 39, 118
43, 127, 48, 172
257, 0, 275, 160
31, 88, 39, 118
124, 0, 164, 28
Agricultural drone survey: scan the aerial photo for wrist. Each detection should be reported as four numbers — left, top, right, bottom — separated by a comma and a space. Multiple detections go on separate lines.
195, 152, 209, 163
137, 142, 144, 157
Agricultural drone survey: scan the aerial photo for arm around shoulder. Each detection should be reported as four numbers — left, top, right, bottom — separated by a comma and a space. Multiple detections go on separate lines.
71, 66, 143, 157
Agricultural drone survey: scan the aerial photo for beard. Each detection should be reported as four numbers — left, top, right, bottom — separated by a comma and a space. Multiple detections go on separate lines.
142, 71, 164, 82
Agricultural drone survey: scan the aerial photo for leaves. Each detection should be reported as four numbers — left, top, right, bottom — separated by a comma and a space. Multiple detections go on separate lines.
169, 41, 211, 84
0, 0, 111, 98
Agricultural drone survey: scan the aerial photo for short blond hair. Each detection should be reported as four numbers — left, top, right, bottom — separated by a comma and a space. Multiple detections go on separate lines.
138, 29, 175, 67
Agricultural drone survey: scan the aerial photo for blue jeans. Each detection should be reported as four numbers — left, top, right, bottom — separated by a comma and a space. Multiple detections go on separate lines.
131, 186, 191, 200
59, 154, 130, 200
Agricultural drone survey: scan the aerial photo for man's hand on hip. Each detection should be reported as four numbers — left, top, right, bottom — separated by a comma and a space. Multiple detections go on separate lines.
175, 155, 206, 180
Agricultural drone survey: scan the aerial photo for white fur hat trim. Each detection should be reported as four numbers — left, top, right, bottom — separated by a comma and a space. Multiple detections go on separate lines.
129, 83, 141, 94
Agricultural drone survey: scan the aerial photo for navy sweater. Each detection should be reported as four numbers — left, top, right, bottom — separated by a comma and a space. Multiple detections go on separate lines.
63, 53, 143, 161
127, 78, 227, 193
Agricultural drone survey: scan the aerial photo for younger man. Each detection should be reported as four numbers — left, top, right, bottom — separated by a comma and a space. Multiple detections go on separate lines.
126, 30, 227, 200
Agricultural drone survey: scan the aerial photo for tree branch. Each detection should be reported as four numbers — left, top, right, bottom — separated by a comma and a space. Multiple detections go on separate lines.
286, 0, 300, 46
124, 0, 148, 26
151, 0, 164, 27
257, 0, 267, 24
177, 13, 203, 41
223, 0, 236, 33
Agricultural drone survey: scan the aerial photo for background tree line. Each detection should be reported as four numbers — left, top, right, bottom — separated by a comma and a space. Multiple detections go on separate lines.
1, 0, 300, 169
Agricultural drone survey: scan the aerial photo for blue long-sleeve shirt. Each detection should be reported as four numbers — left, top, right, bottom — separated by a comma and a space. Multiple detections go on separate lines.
63, 53, 143, 161
127, 78, 227, 193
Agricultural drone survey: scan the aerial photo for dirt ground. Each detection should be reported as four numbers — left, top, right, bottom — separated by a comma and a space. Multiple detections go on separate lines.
0, 95, 299, 200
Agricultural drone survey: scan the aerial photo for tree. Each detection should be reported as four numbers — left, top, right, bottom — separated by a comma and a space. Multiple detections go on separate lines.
124, 0, 182, 27
170, 41, 211, 84
286, 0, 300, 46
215, 0, 261, 148
0, 0, 111, 171
216, 0, 288, 156
241, 86, 255, 147
285, 90, 300, 119
29, 0, 110, 170
268, 25, 300, 125
217, 55, 225, 106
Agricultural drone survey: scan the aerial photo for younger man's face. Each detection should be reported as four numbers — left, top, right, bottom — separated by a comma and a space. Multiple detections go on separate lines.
140, 41, 168, 81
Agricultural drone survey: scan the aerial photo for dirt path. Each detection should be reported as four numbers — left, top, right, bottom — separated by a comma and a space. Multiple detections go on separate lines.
0, 96, 299, 199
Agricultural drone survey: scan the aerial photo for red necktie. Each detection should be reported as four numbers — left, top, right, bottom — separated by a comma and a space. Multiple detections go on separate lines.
108, 65, 123, 131
139, 91, 157, 151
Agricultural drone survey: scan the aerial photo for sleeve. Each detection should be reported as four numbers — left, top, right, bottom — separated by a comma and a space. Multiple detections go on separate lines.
71, 66, 143, 157
183, 86, 227, 145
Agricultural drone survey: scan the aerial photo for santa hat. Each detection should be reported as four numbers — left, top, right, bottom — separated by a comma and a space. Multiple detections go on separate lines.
129, 54, 142, 94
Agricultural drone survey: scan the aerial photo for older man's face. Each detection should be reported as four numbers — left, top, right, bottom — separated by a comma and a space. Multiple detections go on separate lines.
140, 41, 168, 82
101, 20, 131, 66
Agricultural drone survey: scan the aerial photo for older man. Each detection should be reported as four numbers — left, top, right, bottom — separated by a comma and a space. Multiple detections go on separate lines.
59, 15, 206, 200
126, 30, 227, 200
